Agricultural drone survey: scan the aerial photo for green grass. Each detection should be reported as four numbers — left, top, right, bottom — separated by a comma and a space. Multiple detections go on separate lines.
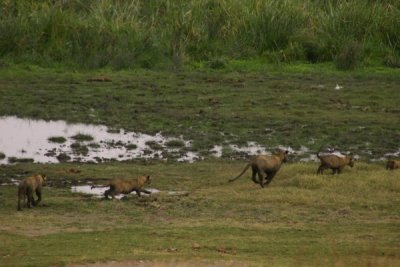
0, 64, 399, 265
0, 0, 399, 70
146, 141, 164, 151
0, 161, 399, 266
70, 134, 94, 142
48, 136, 67, 144
70, 142, 89, 156
0, 66, 399, 160
165, 140, 185, 148
7, 157, 34, 164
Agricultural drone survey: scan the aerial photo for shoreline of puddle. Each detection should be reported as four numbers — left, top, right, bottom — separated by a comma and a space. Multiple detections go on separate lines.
71, 185, 188, 199
0, 116, 398, 165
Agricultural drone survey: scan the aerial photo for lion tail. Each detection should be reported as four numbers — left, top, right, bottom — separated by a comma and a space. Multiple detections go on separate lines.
228, 163, 251, 182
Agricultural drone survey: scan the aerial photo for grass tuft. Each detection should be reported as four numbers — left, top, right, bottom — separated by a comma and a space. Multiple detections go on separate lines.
71, 133, 94, 142
48, 136, 67, 143
165, 140, 185, 148
7, 157, 34, 163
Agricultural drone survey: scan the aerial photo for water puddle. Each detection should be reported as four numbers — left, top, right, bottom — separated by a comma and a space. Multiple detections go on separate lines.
71, 185, 187, 199
0, 116, 198, 164
0, 116, 392, 164
229, 142, 268, 155
177, 152, 201, 163
210, 145, 223, 157
384, 149, 400, 158
0, 178, 19, 186
318, 151, 346, 158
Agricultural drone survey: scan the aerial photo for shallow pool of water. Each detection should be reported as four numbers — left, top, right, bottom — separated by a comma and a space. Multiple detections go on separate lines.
1, 116, 389, 164
0, 116, 197, 164
0, 178, 19, 186
70, 185, 187, 199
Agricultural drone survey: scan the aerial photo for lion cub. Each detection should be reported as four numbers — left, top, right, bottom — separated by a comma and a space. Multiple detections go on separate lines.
386, 159, 400, 170
17, 174, 47, 211
92, 175, 151, 199
317, 152, 355, 175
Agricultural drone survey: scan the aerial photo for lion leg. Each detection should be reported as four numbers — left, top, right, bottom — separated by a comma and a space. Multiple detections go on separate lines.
317, 165, 327, 175
140, 189, 152, 195
17, 194, 22, 211
26, 189, 34, 208
17, 188, 24, 211
135, 189, 141, 197
251, 166, 258, 184
264, 171, 277, 186
104, 189, 111, 200
317, 165, 323, 174
257, 170, 267, 188
34, 188, 42, 206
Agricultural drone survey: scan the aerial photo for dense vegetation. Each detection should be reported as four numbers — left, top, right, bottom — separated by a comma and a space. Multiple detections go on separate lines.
1, 0, 400, 70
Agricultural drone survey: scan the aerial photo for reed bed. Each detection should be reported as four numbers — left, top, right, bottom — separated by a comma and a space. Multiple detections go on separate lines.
1, 0, 399, 69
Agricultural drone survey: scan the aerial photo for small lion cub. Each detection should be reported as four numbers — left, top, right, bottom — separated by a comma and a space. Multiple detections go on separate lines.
17, 174, 47, 211
91, 175, 152, 199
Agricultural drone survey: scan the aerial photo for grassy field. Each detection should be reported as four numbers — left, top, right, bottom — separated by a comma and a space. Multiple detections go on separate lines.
0, 160, 399, 266
0, 65, 399, 159
0, 66, 399, 266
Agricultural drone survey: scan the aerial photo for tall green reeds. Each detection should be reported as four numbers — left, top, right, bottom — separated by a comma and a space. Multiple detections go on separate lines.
0, 0, 399, 69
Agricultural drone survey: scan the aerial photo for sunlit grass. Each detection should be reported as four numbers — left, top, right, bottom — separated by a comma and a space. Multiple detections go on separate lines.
0, 160, 399, 266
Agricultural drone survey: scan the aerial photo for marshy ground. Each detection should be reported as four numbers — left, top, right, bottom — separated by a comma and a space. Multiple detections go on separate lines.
1, 66, 399, 161
0, 66, 399, 266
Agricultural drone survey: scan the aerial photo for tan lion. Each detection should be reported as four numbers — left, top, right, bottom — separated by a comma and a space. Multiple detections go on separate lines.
317, 151, 355, 175
229, 150, 289, 187
92, 175, 151, 199
17, 174, 47, 211
386, 159, 400, 170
